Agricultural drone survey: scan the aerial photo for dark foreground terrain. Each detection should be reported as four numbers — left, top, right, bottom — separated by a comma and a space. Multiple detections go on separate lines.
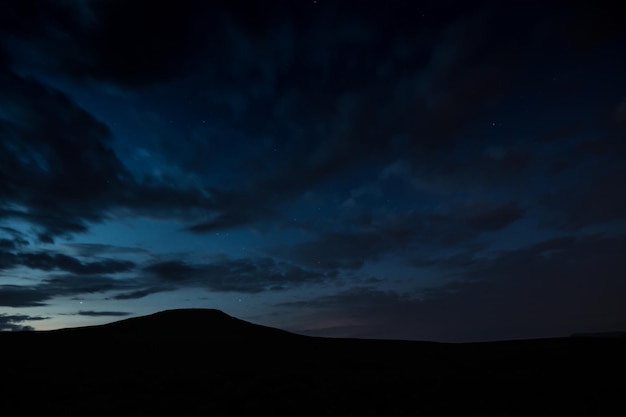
2, 309, 624, 416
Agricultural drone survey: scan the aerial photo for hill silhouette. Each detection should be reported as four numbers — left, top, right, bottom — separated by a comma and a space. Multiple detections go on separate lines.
1, 308, 625, 415
51, 308, 299, 341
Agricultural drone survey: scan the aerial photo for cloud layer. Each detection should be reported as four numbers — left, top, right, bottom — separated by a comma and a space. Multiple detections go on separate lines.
0, 1, 624, 339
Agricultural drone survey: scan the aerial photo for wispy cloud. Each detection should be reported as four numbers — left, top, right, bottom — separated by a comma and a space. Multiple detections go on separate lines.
76, 310, 132, 317
0, 313, 48, 331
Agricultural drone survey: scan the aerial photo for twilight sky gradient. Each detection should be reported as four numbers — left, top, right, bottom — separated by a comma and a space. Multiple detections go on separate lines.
1, 0, 625, 341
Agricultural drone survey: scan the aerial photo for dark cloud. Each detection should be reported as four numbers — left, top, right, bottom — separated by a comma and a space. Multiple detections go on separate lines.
0, 275, 134, 308
42, 275, 131, 296
0, 313, 48, 331
143, 260, 199, 282
184, 190, 278, 233
418, 148, 533, 190
0, 285, 49, 308
110, 286, 175, 301
86, 0, 201, 86
0, 237, 28, 251
407, 244, 486, 270
0, 68, 236, 242
2, 10, 285, 240
143, 257, 334, 293
76, 310, 131, 317
1, 0, 614, 240
65, 243, 150, 258
462, 201, 525, 231
0, 0, 201, 86
241, 8, 534, 199
0, 226, 26, 236
0, 226, 29, 251
0, 248, 135, 275
1, 251, 333, 307
0, 1, 624, 338
279, 233, 626, 342
565, 0, 626, 52
0, 69, 126, 240
18, 252, 135, 275
0, 239, 16, 250
0, 250, 17, 271
615, 99, 626, 127
541, 164, 626, 230
273, 230, 389, 271
274, 201, 524, 270
47, 2, 539, 236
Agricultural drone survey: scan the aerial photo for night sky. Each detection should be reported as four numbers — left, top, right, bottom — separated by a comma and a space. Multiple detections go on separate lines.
1, 0, 625, 341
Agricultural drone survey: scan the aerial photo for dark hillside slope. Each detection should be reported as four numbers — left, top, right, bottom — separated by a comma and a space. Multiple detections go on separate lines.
1, 309, 624, 415
52, 308, 299, 341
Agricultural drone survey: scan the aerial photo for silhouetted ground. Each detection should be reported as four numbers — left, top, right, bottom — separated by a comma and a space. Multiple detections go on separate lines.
1, 309, 624, 416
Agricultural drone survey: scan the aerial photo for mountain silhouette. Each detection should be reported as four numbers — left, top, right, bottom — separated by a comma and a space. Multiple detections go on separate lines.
2, 308, 625, 415
52, 308, 299, 342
